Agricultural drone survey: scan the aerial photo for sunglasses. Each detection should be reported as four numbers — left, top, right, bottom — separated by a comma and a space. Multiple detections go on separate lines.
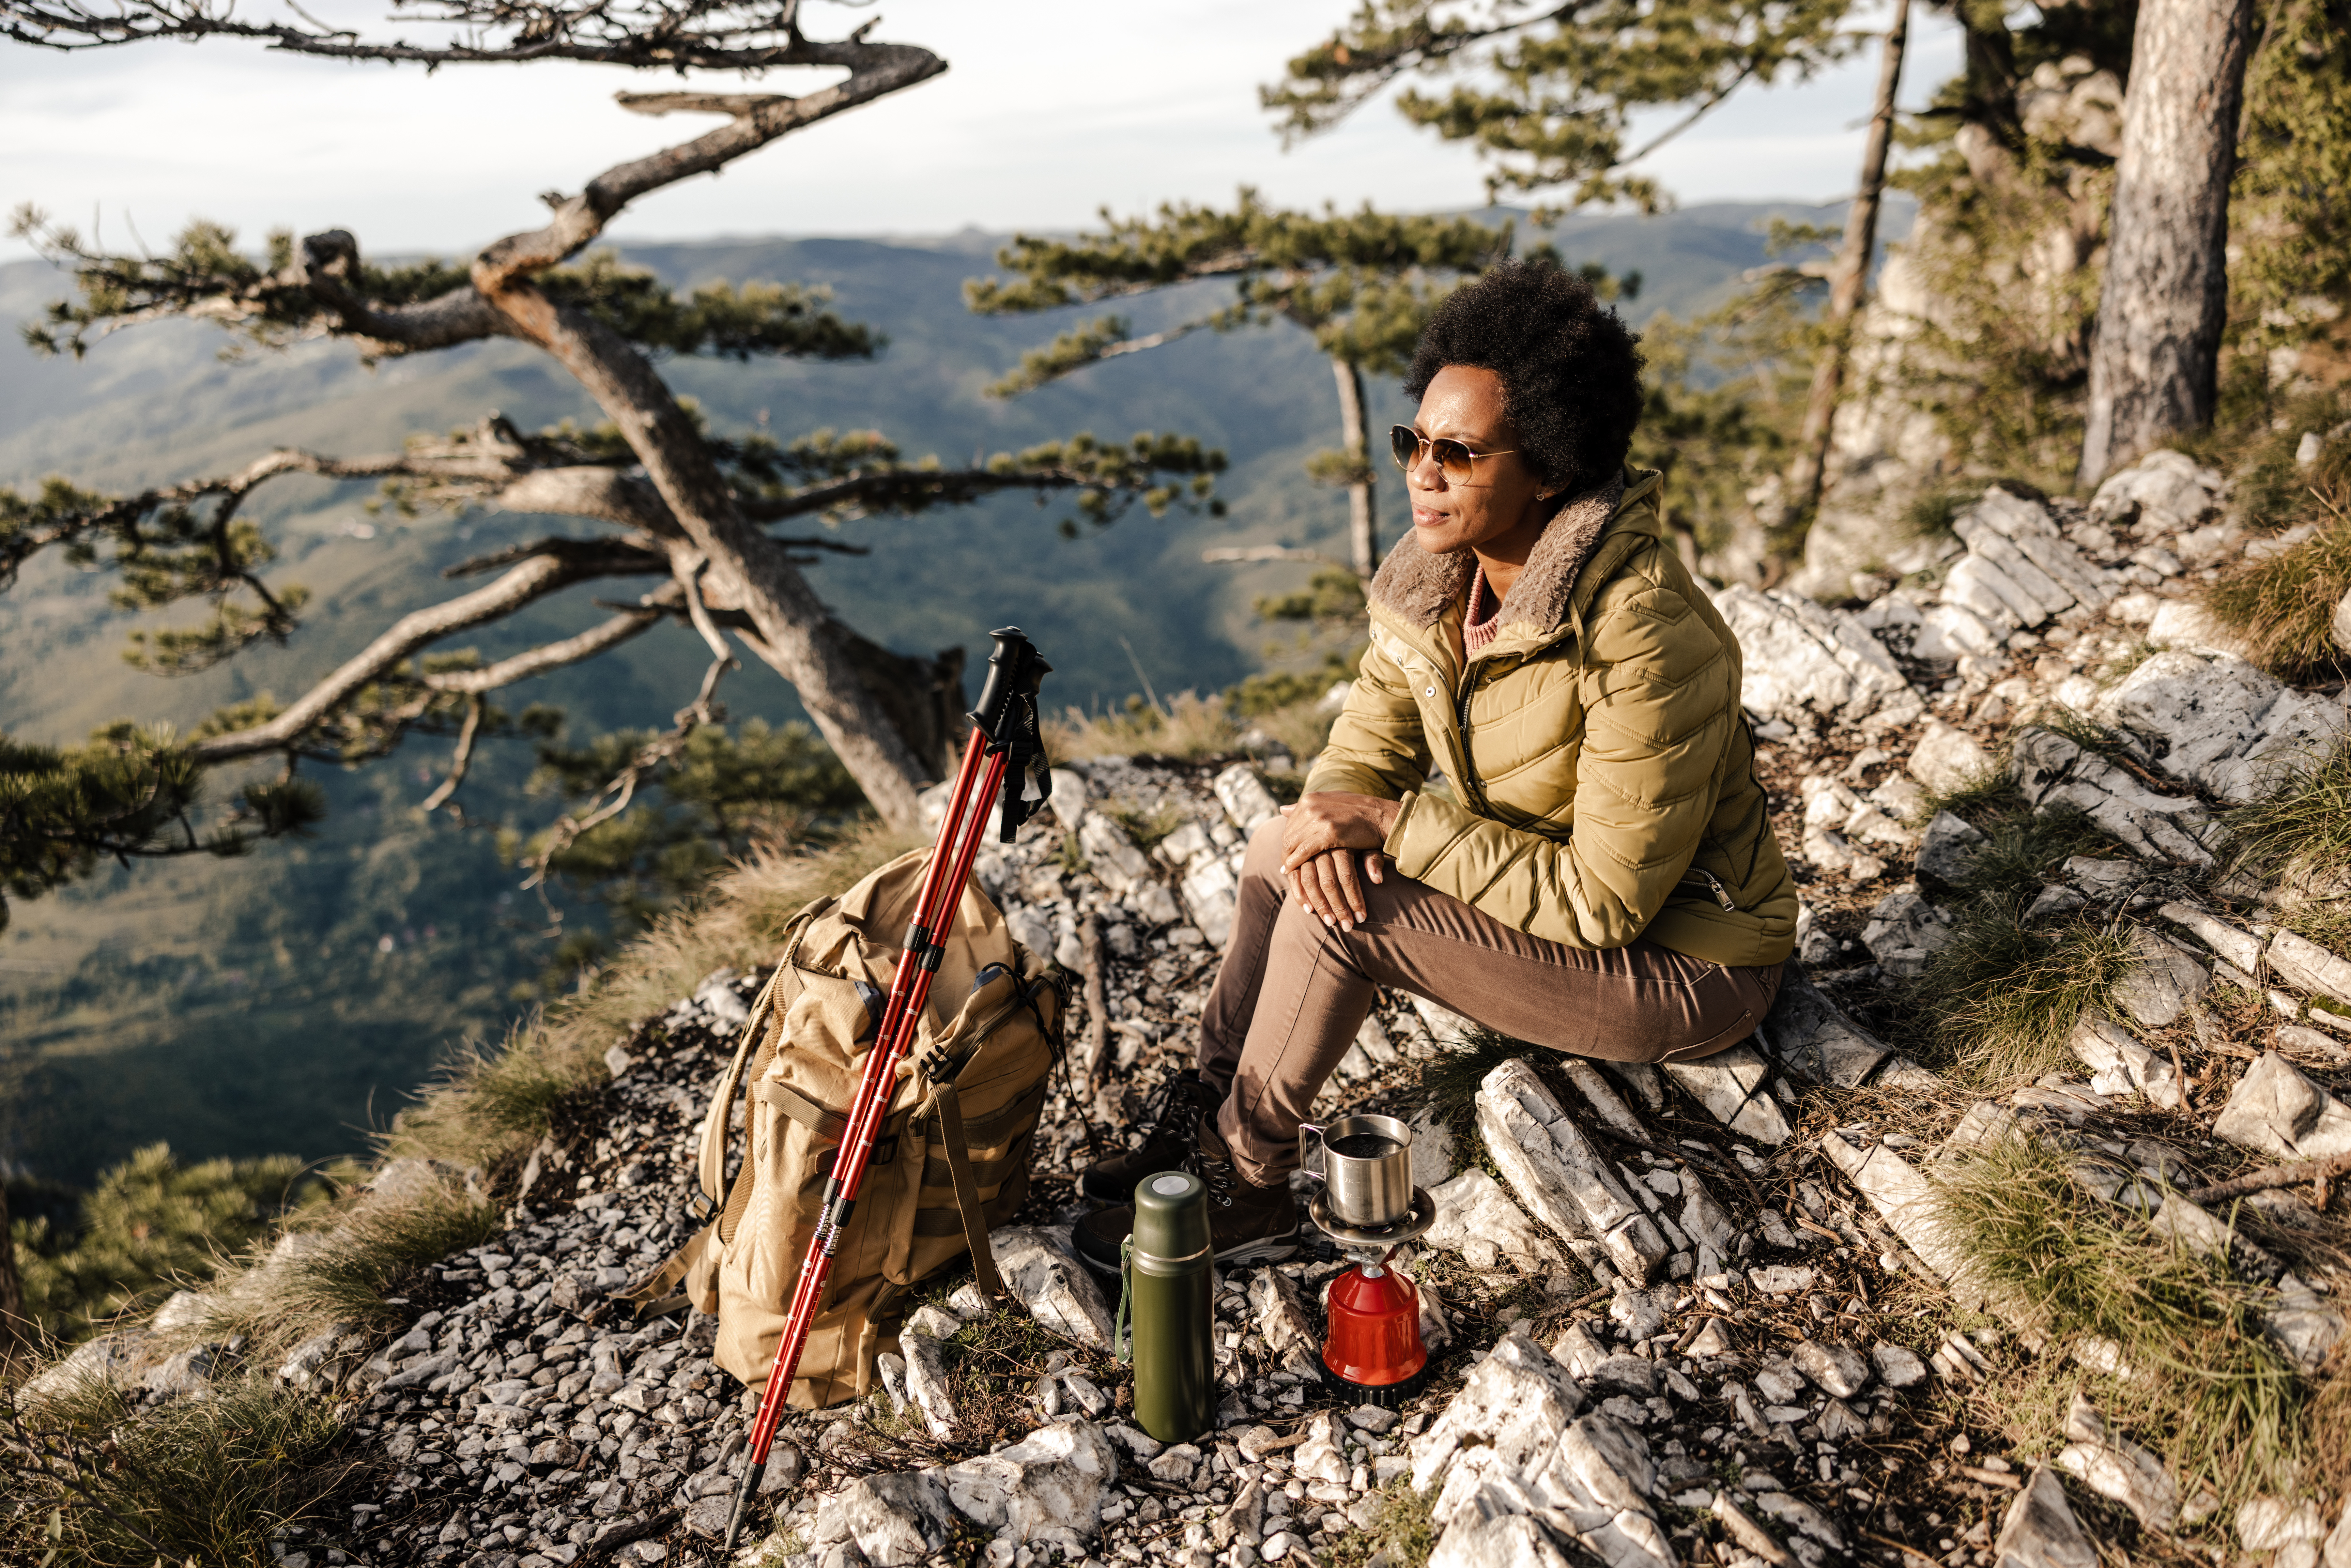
1390, 426, 1519, 486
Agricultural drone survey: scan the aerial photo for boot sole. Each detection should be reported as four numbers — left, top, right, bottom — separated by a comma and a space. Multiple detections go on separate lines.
1212, 1233, 1300, 1266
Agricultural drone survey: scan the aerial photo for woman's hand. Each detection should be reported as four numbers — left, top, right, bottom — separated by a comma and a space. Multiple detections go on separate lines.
1279, 793, 1402, 929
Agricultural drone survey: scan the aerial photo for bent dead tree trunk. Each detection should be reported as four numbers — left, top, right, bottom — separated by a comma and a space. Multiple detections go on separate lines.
1779, 0, 1909, 534
1331, 357, 1380, 578
2077, 0, 2259, 489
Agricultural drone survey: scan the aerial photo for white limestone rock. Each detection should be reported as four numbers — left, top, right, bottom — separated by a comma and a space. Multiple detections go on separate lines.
2211, 1051, 2351, 1162
1477, 1059, 1671, 1285
1914, 811, 1987, 886
987, 1228, 1116, 1349
2111, 927, 2211, 1030
1424, 1167, 1562, 1274
2089, 448, 2225, 533
2067, 1013, 2186, 1109
1993, 1467, 2098, 1568
2095, 648, 2348, 804
1909, 721, 1994, 795
2008, 726, 2212, 865
1211, 764, 1281, 835
810, 1470, 954, 1567
1761, 964, 1897, 1084
1857, 887, 1956, 982
898, 1331, 957, 1440
938, 1419, 1121, 1549
2056, 1393, 2176, 1530
1715, 584, 1925, 731
1662, 1044, 1791, 1144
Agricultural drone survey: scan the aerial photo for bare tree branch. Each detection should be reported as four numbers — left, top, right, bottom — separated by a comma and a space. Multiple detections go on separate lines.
419, 695, 486, 813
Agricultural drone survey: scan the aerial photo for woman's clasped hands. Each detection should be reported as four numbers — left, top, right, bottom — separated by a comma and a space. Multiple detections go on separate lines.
1277, 791, 1402, 932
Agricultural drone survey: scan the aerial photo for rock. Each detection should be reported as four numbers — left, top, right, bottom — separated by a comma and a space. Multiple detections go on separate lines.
1712, 1493, 1795, 1567
2009, 727, 2212, 866
2212, 1051, 2351, 1160
16, 1331, 148, 1408
140, 1346, 217, 1399
1954, 489, 2114, 611
2264, 1272, 2347, 1371
1753, 1488, 1845, 1552
1994, 1467, 2097, 1568
1871, 1342, 1928, 1388
2111, 927, 2210, 1029
1819, 1131, 2024, 1325
1660, 1045, 1790, 1144
1048, 768, 1092, 831
1413, 1335, 1672, 1568
1909, 722, 1994, 795
2095, 648, 2345, 804
2335, 587, 2351, 654
1211, 765, 1281, 834
1562, 1060, 1650, 1142
1686, 1319, 1734, 1360
2090, 449, 2223, 531
2067, 1012, 2185, 1109
1428, 1512, 1582, 1568
1292, 1414, 1348, 1485
1247, 1268, 1323, 1376
904, 1304, 964, 1341
1607, 1285, 1672, 1343
276, 1324, 358, 1390
937, 1419, 1120, 1546
1714, 585, 1924, 731
1424, 1167, 1561, 1273
2024, 883, 2087, 922
1790, 1341, 1870, 1399
1408, 1106, 1458, 1187
810, 1470, 954, 1567
898, 1332, 957, 1439
1677, 1174, 1738, 1258
1914, 811, 1987, 885
2241, 1498, 2330, 1553
1477, 1059, 1670, 1284
369, 1156, 482, 1206
1857, 888, 1956, 984
2055, 1393, 2176, 1530
1148, 1442, 1207, 1488
2270, 930, 2351, 1011
987, 1228, 1116, 1349
1748, 1266, 1814, 1295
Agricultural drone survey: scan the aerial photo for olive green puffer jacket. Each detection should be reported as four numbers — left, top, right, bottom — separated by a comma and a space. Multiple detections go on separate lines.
1304, 467, 1797, 968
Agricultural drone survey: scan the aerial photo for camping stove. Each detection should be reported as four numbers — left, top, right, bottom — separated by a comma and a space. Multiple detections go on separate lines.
1299, 1114, 1437, 1407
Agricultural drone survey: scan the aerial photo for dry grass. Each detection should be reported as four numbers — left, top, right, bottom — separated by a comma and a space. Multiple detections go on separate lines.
1, 1374, 367, 1567
1045, 691, 1245, 762
1935, 1136, 2307, 1512
1905, 905, 2137, 1086
1321, 1475, 1438, 1568
2204, 417, 2351, 678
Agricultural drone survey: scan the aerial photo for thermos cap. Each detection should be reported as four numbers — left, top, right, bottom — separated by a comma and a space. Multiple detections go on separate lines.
1132, 1169, 1209, 1263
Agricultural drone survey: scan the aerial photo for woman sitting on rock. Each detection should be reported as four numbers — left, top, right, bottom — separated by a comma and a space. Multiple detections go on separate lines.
1076, 258, 1797, 1269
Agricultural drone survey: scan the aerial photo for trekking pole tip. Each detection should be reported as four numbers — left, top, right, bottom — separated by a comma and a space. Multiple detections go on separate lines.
722, 1462, 761, 1555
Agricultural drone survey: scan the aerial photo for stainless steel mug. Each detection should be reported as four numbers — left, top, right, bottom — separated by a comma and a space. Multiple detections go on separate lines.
1298, 1113, 1415, 1228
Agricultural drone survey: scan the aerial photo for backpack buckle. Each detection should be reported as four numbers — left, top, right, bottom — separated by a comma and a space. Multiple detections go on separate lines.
686, 1186, 717, 1224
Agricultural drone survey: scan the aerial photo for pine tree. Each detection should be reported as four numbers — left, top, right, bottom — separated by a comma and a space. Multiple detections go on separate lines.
0, 0, 1224, 931
967, 193, 1521, 580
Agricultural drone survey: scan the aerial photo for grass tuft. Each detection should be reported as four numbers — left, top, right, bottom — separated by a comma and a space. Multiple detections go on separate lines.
1415, 1026, 1535, 1133
1045, 691, 1244, 763
1935, 1136, 2305, 1508
2224, 734, 2351, 898
1320, 1475, 1438, 1568
1905, 905, 2136, 1086
2, 1374, 367, 1568
2204, 512, 2351, 678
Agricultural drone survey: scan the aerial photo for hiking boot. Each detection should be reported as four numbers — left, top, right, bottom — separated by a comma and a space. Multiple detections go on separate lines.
1078, 1068, 1212, 1202
1073, 1122, 1299, 1276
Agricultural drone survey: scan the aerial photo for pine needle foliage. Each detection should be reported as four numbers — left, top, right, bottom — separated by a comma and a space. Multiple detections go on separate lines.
1935, 1136, 2305, 1508
10, 1145, 318, 1343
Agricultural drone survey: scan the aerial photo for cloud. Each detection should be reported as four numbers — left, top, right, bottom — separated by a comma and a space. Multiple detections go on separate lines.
1, 0, 1962, 262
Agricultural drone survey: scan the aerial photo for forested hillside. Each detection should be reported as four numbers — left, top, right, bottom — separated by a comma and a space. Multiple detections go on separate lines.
0, 203, 1853, 1184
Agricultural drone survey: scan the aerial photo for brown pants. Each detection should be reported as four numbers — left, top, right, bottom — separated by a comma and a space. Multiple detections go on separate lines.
1201, 818, 1782, 1184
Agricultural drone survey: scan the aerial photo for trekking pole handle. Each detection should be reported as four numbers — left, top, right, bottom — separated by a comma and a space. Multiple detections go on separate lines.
968, 627, 1050, 744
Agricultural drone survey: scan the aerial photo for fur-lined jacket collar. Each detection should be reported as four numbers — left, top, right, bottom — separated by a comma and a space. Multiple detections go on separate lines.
1366, 470, 1628, 634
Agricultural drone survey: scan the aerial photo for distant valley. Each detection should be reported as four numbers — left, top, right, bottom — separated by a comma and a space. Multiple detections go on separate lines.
0, 199, 1897, 1184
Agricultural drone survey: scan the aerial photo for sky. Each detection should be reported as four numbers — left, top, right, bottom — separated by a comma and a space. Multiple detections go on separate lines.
0, 0, 1961, 263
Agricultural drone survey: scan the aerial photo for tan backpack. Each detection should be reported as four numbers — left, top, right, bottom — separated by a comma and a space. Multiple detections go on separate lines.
628, 847, 1063, 1409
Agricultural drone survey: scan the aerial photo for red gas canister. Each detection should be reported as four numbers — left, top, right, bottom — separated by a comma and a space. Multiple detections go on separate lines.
1321, 1259, 1429, 1405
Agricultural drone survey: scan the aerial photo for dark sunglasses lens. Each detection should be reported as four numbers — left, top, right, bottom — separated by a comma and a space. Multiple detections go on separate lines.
1431, 438, 1475, 481
1389, 426, 1420, 470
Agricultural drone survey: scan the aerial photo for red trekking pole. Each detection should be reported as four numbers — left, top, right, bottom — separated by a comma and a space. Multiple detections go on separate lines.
723, 628, 1051, 1553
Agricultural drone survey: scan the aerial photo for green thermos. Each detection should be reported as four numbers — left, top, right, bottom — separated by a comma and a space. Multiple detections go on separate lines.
1117, 1169, 1216, 1444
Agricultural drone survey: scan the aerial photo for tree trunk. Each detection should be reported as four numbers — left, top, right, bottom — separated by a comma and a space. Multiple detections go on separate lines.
2077, 0, 2259, 489
1332, 357, 1380, 578
489, 285, 940, 826
1779, 0, 1910, 533
0, 1179, 22, 1360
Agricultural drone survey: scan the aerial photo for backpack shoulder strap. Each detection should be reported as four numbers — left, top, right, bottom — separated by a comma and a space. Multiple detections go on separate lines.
926, 1076, 1007, 1303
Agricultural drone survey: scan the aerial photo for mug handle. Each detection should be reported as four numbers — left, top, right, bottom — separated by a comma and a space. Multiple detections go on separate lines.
1296, 1121, 1327, 1188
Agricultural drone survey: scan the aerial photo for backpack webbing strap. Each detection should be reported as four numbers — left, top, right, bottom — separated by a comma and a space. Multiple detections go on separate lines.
927, 1079, 1007, 1302
618, 1224, 708, 1316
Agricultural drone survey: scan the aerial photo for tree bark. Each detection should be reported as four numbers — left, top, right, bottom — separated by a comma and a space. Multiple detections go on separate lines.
0, 1179, 22, 1359
2077, 0, 2259, 489
1332, 357, 1379, 577
1779, 0, 1909, 534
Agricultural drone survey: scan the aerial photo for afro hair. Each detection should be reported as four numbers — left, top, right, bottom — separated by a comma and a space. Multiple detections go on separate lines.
1403, 258, 1645, 499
